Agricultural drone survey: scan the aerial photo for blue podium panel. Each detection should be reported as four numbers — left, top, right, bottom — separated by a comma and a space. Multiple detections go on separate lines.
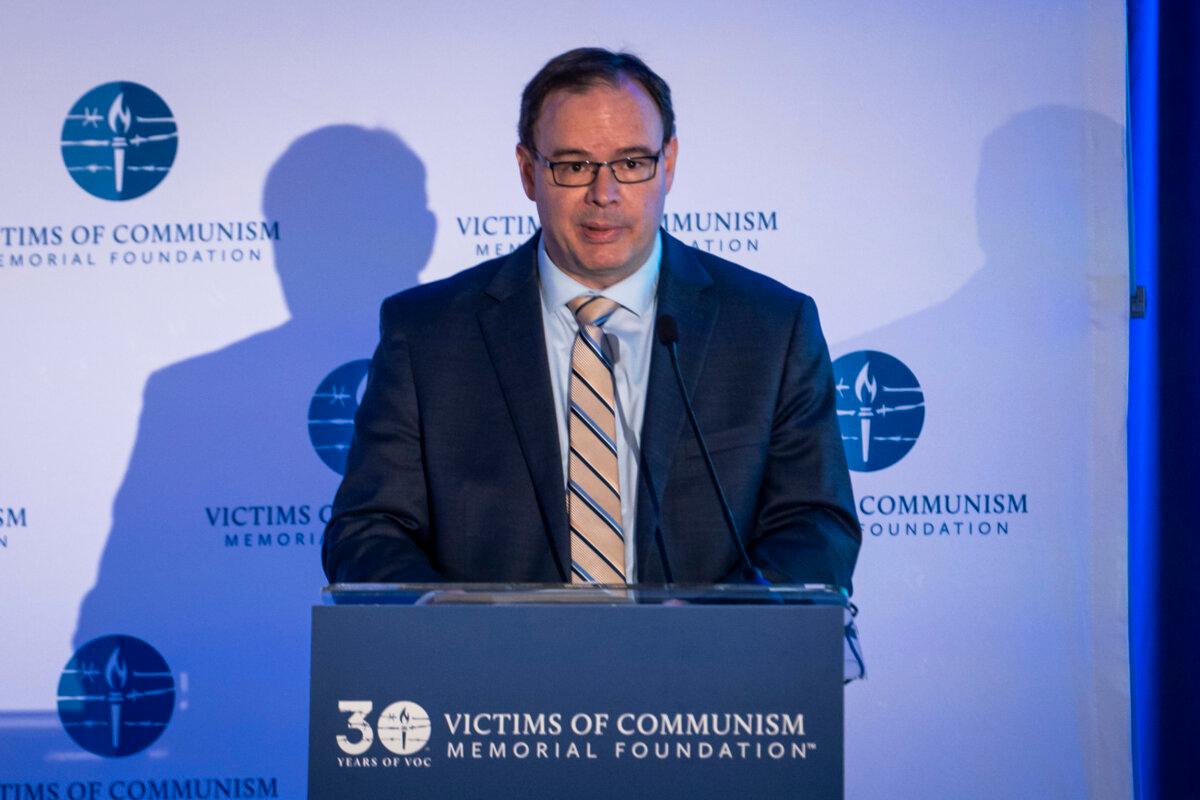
309, 603, 843, 799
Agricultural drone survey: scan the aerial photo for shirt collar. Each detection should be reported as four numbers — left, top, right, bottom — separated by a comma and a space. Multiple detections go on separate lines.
537, 230, 661, 319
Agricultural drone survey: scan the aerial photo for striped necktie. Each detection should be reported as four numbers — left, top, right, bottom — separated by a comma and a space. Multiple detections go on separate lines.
566, 294, 626, 584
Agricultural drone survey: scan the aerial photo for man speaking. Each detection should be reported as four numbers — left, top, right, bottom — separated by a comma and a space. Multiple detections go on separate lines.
322, 48, 860, 588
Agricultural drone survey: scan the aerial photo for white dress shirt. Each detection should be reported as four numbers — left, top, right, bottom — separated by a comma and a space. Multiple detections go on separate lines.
537, 232, 661, 582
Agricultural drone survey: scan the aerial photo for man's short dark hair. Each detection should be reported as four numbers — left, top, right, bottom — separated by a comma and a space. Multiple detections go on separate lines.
519, 47, 675, 150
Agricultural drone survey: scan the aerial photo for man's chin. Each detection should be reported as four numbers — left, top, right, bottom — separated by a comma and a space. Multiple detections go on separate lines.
575, 257, 640, 286
549, 237, 649, 287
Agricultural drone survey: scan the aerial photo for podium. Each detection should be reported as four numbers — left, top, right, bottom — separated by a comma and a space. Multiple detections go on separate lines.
309, 584, 847, 799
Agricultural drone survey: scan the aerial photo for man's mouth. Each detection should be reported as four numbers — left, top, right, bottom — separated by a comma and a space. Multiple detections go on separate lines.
580, 222, 625, 243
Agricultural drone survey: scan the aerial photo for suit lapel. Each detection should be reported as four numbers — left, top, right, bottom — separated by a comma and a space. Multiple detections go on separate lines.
636, 234, 717, 576
477, 237, 570, 579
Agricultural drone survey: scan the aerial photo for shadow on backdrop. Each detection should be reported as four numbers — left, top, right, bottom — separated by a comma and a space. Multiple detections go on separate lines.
52, 126, 434, 784
838, 106, 1128, 800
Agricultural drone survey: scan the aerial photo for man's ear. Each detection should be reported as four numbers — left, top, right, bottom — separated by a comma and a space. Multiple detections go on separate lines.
662, 136, 679, 193
516, 144, 537, 201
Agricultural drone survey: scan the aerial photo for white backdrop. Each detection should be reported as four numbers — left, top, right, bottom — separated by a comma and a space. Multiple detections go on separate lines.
0, 2, 1129, 797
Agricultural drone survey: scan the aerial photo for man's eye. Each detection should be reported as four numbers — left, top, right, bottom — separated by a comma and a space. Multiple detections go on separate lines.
567, 162, 587, 172
621, 159, 639, 170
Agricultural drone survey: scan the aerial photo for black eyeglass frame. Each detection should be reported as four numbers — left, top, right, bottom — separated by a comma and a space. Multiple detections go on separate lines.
531, 148, 664, 186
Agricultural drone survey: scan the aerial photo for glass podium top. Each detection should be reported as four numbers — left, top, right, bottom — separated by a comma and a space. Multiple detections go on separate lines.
323, 583, 848, 606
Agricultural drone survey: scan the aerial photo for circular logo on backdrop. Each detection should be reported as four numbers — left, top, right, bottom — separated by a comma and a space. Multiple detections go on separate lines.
833, 350, 925, 472
57, 635, 175, 757
309, 360, 371, 475
377, 701, 432, 755
61, 82, 178, 201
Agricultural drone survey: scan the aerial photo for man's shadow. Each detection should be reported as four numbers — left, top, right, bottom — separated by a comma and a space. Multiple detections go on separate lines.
65, 126, 434, 781
838, 106, 1128, 799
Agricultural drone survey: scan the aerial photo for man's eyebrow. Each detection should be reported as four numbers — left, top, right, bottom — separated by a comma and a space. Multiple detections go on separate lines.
616, 145, 657, 157
547, 148, 591, 159
546, 145, 657, 160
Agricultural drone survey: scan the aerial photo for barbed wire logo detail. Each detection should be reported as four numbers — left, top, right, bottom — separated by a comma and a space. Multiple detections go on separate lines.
57, 635, 175, 757
833, 350, 925, 472
61, 82, 178, 201
309, 360, 371, 475
377, 701, 432, 755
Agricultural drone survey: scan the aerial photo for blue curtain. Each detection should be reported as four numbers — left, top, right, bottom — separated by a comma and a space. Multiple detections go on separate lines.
1128, 2, 1200, 798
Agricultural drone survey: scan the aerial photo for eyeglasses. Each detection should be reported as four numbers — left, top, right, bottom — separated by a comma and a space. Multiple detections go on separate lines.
532, 149, 662, 187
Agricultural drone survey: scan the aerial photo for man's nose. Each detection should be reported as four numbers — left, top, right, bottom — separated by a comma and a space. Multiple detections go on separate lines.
586, 165, 620, 206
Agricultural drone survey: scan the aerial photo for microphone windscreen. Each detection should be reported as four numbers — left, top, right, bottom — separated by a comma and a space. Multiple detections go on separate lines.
656, 314, 679, 345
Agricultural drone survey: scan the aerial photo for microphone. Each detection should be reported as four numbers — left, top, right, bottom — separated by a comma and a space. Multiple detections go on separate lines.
656, 315, 769, 586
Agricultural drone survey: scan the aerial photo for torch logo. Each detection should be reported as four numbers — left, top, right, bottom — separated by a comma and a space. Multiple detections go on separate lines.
57, 635, 175, 757
60, 82, 178, 201
377, 701, 432, 755
309, 359, 371, 475
833, 350, 925, 472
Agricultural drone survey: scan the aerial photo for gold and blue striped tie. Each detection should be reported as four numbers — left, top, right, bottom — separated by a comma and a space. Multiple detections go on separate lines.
566, 295, 625, 584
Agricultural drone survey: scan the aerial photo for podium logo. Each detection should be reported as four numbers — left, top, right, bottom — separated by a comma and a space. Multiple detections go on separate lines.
337, 700, 432, 759
57, 635, 175, 757
833, 351, 925, 472
309, 360, 371, 475
377, 701, 432, 755
61, 82, 178, 201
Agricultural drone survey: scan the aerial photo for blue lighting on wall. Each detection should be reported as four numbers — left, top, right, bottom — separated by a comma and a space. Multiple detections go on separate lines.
1126, 2, 1158, 798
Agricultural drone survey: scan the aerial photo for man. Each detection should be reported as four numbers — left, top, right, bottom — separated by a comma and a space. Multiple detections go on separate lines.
322, 48, 860, 588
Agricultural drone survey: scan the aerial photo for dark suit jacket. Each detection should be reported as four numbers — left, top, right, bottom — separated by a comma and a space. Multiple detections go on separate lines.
323, 232, 860, 589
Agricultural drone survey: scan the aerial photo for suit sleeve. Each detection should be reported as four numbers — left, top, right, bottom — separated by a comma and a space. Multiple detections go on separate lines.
739, 295, 861, 592
321, 297, 443, 583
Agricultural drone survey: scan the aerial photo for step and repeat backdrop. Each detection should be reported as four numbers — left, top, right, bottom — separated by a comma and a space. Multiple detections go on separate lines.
1, 2, 1130, 798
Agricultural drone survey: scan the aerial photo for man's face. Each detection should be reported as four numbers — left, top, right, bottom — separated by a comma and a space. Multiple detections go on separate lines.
517, 78, 678, 290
